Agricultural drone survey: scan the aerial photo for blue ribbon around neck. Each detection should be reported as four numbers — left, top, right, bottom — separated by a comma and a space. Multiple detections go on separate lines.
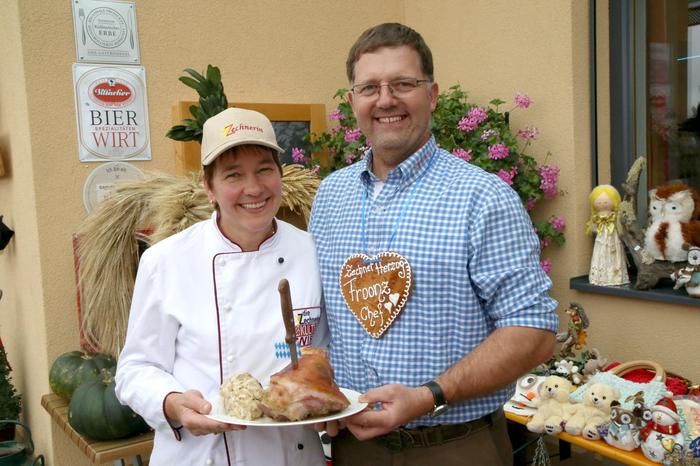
360, 148, 438, 262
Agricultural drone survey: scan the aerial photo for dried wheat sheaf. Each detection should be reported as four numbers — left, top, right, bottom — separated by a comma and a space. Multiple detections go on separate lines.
76, 165, 319, 358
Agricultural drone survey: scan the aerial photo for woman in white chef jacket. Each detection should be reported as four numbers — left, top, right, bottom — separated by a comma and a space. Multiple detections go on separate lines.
115, 107, 328, 466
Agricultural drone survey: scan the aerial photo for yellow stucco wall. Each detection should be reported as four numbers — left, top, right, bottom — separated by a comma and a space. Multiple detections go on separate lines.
0, 0, 52, 461
1, 1, 699, 465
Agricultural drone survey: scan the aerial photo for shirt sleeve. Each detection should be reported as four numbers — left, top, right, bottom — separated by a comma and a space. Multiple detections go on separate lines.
115, 250, 187, 431
466, 179, 559, 332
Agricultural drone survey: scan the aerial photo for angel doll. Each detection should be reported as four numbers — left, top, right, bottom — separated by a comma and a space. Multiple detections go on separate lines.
585, 185, 630, 286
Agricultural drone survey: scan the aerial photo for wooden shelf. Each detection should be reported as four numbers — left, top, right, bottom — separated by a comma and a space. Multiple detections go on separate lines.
506, 411, 655, 466
41, 393, 153, 464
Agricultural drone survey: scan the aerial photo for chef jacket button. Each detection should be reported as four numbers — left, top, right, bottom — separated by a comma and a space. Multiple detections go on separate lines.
278, 257, 284, 264
297, 443, 304, 450
205, 459, 213, 465
227, 355, 234, 362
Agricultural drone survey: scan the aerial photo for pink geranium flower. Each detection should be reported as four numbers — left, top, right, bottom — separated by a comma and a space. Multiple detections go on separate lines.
515, 93, 531, 109
550, 216, 565, 232
496, 167, 518, 186
329, 108, 342, 121
468, 107, 488, 123
291, 147, 306, 163
540, 258, 552, 274
481, 129, 497, 141
452, 148, 472, 162
344, 128, 362, 143
458, 116, 478, 132
487, 143, 509, 160
517, 127, 539, 140
539, 165, 560, 199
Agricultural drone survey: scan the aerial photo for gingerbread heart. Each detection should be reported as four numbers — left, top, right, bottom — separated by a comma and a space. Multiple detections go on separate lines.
339, 252, 413, 338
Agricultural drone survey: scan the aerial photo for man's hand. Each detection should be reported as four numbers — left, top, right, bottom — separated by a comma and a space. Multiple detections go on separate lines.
165, 390, 246, 436
344, 384, 434, 441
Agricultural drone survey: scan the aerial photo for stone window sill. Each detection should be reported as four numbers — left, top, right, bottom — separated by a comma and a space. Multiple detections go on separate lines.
569, 275, 700, 308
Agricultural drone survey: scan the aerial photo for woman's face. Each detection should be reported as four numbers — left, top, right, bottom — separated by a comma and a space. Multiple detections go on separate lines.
204, 146, 282, 250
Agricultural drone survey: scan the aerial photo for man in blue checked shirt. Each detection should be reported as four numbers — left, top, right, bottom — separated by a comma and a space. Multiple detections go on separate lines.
309, 23, 559, 466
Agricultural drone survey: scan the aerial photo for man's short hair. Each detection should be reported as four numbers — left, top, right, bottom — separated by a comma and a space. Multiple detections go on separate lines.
346, 23, 434, 83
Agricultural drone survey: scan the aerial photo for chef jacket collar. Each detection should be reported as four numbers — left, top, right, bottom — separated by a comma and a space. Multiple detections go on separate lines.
210, 211, 279, 252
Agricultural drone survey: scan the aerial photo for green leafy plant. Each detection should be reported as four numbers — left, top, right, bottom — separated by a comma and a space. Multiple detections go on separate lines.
0, 339, 21, 422
296, 84, 565, 271
166, 65, 228, 143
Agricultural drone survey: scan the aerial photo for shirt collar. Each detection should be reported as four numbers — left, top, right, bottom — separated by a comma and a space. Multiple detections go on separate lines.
360, 136, 438, 187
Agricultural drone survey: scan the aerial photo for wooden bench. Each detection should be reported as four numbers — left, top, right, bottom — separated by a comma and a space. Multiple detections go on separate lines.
506, 411, 656, 466
41, 393, 153, 466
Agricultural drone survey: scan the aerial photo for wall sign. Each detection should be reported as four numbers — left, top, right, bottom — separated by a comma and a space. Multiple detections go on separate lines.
73, 64, 151, 162
72, 0, 140, 64
83, 161, 144, 213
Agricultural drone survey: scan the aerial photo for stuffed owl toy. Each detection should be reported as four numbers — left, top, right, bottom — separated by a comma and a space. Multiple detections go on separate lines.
643, 183, 700, 262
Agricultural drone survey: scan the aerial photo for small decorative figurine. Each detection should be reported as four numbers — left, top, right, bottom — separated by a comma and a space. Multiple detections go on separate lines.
643, 183, 700, 262
641, 397, 686, 463
555, 302, 589, 360
603, 391, 650, 451
671, 244, 700, 297
586, 185, 630, 286
689, 436, 700, 459
504, 373, 547, 416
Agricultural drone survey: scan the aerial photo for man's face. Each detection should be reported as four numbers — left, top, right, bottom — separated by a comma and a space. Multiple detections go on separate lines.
348, 45, 438, 178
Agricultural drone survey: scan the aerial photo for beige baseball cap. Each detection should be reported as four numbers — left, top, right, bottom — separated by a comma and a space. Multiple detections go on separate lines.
201, 107, 284, 166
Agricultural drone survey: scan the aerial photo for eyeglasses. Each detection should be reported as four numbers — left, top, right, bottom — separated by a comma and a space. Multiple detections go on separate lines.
351, 78, 431, 98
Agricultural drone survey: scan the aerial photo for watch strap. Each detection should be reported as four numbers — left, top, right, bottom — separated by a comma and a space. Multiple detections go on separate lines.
421, 380, 447, 412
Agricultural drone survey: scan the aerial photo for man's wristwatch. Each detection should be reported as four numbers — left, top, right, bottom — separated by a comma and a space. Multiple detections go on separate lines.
421, 380, 448, 417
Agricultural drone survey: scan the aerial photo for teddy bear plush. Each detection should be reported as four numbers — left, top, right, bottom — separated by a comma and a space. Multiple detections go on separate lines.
526, 375, 574, 435
564, 381, 620, 439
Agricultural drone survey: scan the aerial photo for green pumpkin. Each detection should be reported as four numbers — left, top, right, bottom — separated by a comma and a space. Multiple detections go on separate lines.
49, 351, 116, 401
68, 369, 150, 440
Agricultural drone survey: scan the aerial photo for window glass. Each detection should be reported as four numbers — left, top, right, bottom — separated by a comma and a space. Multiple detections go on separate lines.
643, 1, 700, 192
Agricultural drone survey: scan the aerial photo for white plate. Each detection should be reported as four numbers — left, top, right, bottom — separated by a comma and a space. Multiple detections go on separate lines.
205, 388, 367, 427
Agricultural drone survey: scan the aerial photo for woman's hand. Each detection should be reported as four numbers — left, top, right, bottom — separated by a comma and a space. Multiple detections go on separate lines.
165, 390, 246, 436
313, 419, 346, 437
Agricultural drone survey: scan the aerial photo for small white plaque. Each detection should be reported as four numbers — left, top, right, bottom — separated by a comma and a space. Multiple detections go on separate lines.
73, 64, 151, 161
83, 161, 144, 213
72, 0, 140, 64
